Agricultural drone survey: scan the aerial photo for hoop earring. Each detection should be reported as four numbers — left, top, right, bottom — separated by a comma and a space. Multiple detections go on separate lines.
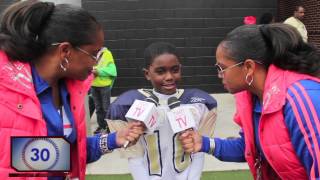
60, 58, 69, 72
245, 74, 254, 86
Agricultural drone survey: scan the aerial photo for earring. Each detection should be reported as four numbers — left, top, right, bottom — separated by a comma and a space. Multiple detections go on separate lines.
245, 74, 254, 86
60, 58, 69, 72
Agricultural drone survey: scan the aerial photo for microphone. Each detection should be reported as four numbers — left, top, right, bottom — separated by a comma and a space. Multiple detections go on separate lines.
145, 93, 159, 106
168, 96, 180, 109
167, 97, 196, 134
123, 94, 159, 147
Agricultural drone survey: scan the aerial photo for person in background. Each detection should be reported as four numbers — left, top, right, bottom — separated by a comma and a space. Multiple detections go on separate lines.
88, 88, 95, 117
284, 6, 308, 42
179, 23, 320, 179
92, 47, 117, 134
106, 42, 218, 180
0, 1, 143, 179
259, 12, 275, 24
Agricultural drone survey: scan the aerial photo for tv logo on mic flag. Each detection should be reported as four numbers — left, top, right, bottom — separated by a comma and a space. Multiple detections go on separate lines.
125, 99, 159, 132
11, 137, 70, 172
167, 106, 196, 133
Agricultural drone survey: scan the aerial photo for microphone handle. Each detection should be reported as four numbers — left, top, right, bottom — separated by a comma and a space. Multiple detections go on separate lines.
179, 127, 194, 135
123, 140, 130, 148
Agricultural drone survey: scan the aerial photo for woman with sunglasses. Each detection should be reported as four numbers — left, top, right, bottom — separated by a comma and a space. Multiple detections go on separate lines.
0, 1, 144, 179
179, 23, 320, 179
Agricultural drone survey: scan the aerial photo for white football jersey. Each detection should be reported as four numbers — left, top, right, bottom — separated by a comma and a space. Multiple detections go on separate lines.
107, 88, 217, 180
129, 91, 209, 180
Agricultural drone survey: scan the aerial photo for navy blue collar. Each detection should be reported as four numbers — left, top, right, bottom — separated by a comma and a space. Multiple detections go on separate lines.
31, 65, 50, 95
253, 96, 262, 113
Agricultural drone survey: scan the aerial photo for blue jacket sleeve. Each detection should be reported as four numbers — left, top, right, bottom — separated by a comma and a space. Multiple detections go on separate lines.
285, 80, 320, 178
86, 132, 120, 163
86, 135, 102, 163
201, 131, 246, 162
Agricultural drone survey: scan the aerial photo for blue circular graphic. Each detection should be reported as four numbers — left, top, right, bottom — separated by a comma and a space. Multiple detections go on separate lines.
22, 138, 60, 171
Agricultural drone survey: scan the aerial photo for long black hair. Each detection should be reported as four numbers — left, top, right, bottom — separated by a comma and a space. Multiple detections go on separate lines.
220, 23, 320, 76
0, 0, 101, 62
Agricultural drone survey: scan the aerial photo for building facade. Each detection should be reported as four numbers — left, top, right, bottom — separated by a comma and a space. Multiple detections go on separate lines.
83, 0, 277, 95
3, 1, 318, 95
278, 0, 320, 47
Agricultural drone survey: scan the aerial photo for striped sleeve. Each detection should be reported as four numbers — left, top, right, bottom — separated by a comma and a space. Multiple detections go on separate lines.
285, 80, 320, 179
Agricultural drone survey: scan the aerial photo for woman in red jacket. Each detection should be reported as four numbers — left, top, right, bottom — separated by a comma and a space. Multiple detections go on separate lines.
0, 1, 143, 179
179, 23, 320, 179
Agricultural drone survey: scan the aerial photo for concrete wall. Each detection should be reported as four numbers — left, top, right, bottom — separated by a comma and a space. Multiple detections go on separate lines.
40, 0, 81, 6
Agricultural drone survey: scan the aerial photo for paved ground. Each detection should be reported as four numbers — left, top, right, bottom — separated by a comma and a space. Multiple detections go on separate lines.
86, 93, 249, 175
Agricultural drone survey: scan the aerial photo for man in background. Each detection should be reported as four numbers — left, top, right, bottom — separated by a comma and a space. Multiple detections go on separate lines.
284, 6, 308, 42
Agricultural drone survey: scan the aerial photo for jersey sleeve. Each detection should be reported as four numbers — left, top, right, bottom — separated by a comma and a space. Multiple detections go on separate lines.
106, 90, 146, 159
106, 90, 143, 121
182, 89, 218, 137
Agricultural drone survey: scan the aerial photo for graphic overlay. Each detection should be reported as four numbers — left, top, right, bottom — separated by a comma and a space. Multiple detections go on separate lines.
11, 137, 70, 174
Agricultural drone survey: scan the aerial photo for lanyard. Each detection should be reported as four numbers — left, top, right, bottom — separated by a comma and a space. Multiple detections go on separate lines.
254, 152, 263, 180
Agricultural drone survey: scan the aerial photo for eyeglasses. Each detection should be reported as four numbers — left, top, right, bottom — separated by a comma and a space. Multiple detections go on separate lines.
215, 62, 244, 78
215, 61, 263, 78
76, 46, 102, 62
51, 43, 102, 62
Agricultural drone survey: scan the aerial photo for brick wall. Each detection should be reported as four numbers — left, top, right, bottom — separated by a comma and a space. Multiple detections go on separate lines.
83, 0, 277, 95
1, 1, 277, 96
278, 0, 320, 47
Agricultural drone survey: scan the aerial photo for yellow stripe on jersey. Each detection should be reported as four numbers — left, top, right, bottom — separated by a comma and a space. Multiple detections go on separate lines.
144, 131, 162, 176
173, 134, 191, 173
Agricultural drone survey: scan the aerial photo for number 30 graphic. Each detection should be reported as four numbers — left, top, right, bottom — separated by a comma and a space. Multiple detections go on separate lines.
22, 138, 59, 170
30, 148, 50, 161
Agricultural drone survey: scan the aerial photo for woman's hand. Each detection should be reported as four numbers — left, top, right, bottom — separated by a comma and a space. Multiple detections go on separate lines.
179, 129, 203, 153
115, 121, 145, 147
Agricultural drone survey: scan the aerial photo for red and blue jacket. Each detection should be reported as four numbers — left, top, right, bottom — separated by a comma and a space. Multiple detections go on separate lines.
0, 51, 95, 179
202, 65, 320, 179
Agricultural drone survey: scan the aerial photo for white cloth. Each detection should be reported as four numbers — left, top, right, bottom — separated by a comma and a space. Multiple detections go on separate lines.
284, 17, 308, 42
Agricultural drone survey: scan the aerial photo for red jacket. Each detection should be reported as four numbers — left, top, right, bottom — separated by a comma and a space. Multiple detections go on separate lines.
234, 65, 320, 179
0, 51, 91, 179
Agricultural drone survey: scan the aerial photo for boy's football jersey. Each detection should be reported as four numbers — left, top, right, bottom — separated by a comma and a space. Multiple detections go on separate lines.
107, 89, 217, 180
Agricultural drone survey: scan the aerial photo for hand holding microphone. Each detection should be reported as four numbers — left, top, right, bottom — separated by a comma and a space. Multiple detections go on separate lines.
123, 94, 159, 148
167, 97, 202, 153
115, 121, 145, 148
179, 130, 202, 153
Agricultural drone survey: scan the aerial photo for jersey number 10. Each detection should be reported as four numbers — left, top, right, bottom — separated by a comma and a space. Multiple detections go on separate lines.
143, 130, 191, 176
